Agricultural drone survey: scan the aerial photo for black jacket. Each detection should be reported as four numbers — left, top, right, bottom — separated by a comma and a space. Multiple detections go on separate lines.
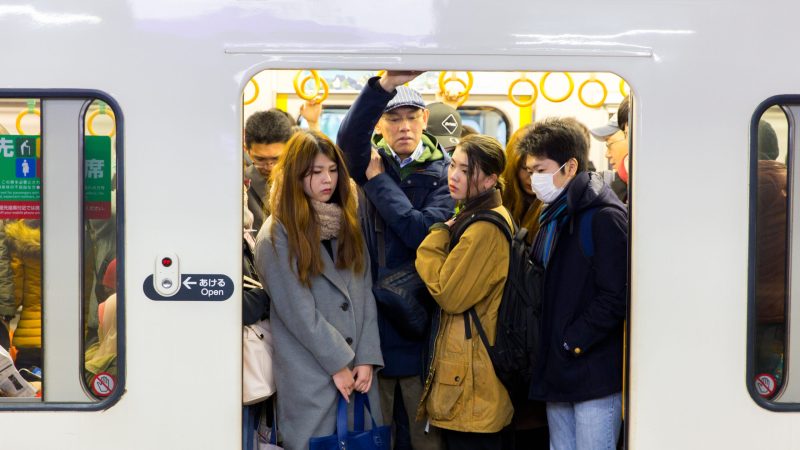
529, 171, 628, 402
337, 77, 455, 377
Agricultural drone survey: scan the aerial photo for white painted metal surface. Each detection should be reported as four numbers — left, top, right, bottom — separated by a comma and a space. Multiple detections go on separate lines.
0, 1, 797, 448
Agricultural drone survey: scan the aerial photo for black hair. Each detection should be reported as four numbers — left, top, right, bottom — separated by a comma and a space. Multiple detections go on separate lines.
617, 96, 631, 132
244, 109, 294, 149
758, 120, 779, 161
518, 117, 589, 173
458, 134, 506, 198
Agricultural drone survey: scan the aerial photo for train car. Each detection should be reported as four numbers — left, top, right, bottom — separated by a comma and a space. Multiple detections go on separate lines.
0, 1, 796, 448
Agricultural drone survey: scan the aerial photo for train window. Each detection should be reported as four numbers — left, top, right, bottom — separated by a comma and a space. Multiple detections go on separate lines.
0, 93, 123, 410
749, 100, 792, 408
296, 106, 511, 147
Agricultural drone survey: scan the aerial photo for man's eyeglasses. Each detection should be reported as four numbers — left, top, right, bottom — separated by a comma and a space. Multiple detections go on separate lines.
251, 156, 280, 167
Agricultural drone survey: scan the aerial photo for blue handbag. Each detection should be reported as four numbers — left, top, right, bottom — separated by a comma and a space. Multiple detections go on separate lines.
308, 392, 390, 450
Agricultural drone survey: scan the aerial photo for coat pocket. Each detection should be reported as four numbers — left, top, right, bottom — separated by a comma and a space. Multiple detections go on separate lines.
427, 360, 468, 421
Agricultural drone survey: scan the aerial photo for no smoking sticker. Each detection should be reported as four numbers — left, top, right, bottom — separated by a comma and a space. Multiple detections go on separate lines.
755, 373, 777, 398
91, 372, 116, 397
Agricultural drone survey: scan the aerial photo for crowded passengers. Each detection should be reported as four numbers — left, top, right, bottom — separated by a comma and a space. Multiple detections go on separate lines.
243, 71, 629, 450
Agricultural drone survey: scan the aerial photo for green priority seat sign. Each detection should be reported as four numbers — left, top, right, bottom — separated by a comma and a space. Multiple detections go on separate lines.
0, 135, 112, 220
84, 135, 112, 220
0, 135, 41, 219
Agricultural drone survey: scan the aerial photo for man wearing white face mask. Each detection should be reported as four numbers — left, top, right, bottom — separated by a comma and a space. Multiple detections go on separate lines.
518, 117, 628, 450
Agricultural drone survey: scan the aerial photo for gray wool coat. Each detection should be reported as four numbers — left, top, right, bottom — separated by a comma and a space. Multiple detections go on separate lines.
255, 216, 384, 450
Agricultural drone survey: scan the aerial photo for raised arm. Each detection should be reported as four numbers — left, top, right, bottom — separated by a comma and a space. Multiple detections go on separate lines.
337, 71, 425, 184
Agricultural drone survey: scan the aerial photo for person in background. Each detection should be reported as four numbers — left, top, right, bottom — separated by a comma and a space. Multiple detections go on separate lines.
501, 124, 549, 449
590, 97, 630, 203
501, 124, 541, 243
416, 134, 513, 449
337, 70, 452, 450
255, 130, 383, 450
85, 259, 117, 385
520, 117, 628, 450
426, 102, 463, 154
754, 119, 787, 395
244, 109, 294, 231
5, 219, 42, 371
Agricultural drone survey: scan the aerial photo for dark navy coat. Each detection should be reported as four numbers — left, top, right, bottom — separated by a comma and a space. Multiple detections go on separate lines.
337, 77, 455, 377
529, 171, 628, 402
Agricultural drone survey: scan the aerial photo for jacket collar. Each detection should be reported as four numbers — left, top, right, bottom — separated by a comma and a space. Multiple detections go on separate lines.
318, 239, 351, 301
566, 171, 626, 215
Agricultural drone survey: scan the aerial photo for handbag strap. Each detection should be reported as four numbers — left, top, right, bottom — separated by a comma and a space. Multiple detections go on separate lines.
353, 392, 379, 432
336, 396, 348, 450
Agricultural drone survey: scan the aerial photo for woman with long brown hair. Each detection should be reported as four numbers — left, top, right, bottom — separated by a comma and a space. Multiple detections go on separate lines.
255, 130, 383, 450
501, 124, 542, 242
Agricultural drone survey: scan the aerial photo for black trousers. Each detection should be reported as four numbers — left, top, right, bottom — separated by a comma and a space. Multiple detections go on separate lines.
442, 429, 503, 450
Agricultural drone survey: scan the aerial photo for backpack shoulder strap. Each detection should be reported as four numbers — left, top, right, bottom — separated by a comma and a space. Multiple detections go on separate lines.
450, 209, 513, 248
578, 207, 599, 260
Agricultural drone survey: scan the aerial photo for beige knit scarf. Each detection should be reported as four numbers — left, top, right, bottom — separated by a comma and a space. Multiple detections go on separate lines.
311, 200, 343, 240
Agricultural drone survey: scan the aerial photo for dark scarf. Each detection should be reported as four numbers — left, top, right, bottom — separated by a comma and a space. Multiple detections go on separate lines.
449, 188, 503, 246
531, 190, 569, 267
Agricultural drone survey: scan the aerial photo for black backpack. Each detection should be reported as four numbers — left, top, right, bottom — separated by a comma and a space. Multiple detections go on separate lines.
450, 210, 544, 399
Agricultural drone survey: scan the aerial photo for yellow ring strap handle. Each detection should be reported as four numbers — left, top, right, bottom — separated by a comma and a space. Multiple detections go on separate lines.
88, 110, 116, 137
539, 72, 574, 103
293, 70, 322, 101
508, 77, 539, 108
619, 79, 628, 97
438, 71, 473, 96
243, 79, 260, 105
15, 109, 41, 135
578, 79, 608, 108
301, 76, 329, 104
441, 77, 470, 106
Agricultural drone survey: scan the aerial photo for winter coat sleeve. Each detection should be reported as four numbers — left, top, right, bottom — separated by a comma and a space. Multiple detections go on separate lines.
354, 256, 383, 367
562, 207, 628, 354
255, 223, 355, 376
337, 77, 395, 186
416, 222, 509, 315
363, 172, 455, 250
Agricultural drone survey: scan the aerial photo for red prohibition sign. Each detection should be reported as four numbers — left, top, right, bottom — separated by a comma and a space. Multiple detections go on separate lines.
91, 372, 116, 397
754, 373, 777, 398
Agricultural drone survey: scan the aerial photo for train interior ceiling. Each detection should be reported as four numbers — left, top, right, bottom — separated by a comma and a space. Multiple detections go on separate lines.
243, 70, 630, 172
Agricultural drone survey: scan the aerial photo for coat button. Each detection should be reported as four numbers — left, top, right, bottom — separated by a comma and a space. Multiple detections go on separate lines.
341, 302, 349, 311
346, 337, 353, 345
454, 375, 460, 382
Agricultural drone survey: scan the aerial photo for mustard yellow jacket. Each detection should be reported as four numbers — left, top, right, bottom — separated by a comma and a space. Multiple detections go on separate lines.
6, 220, 41, 349
415, 205, 514, 433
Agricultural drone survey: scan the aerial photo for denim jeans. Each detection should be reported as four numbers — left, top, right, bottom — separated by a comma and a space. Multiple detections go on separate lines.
546, 392, 622, 450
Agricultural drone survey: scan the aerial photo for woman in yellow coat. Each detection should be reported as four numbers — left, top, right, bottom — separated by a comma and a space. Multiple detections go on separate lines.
5, 219, 42, 370
416, 135, 513, 449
